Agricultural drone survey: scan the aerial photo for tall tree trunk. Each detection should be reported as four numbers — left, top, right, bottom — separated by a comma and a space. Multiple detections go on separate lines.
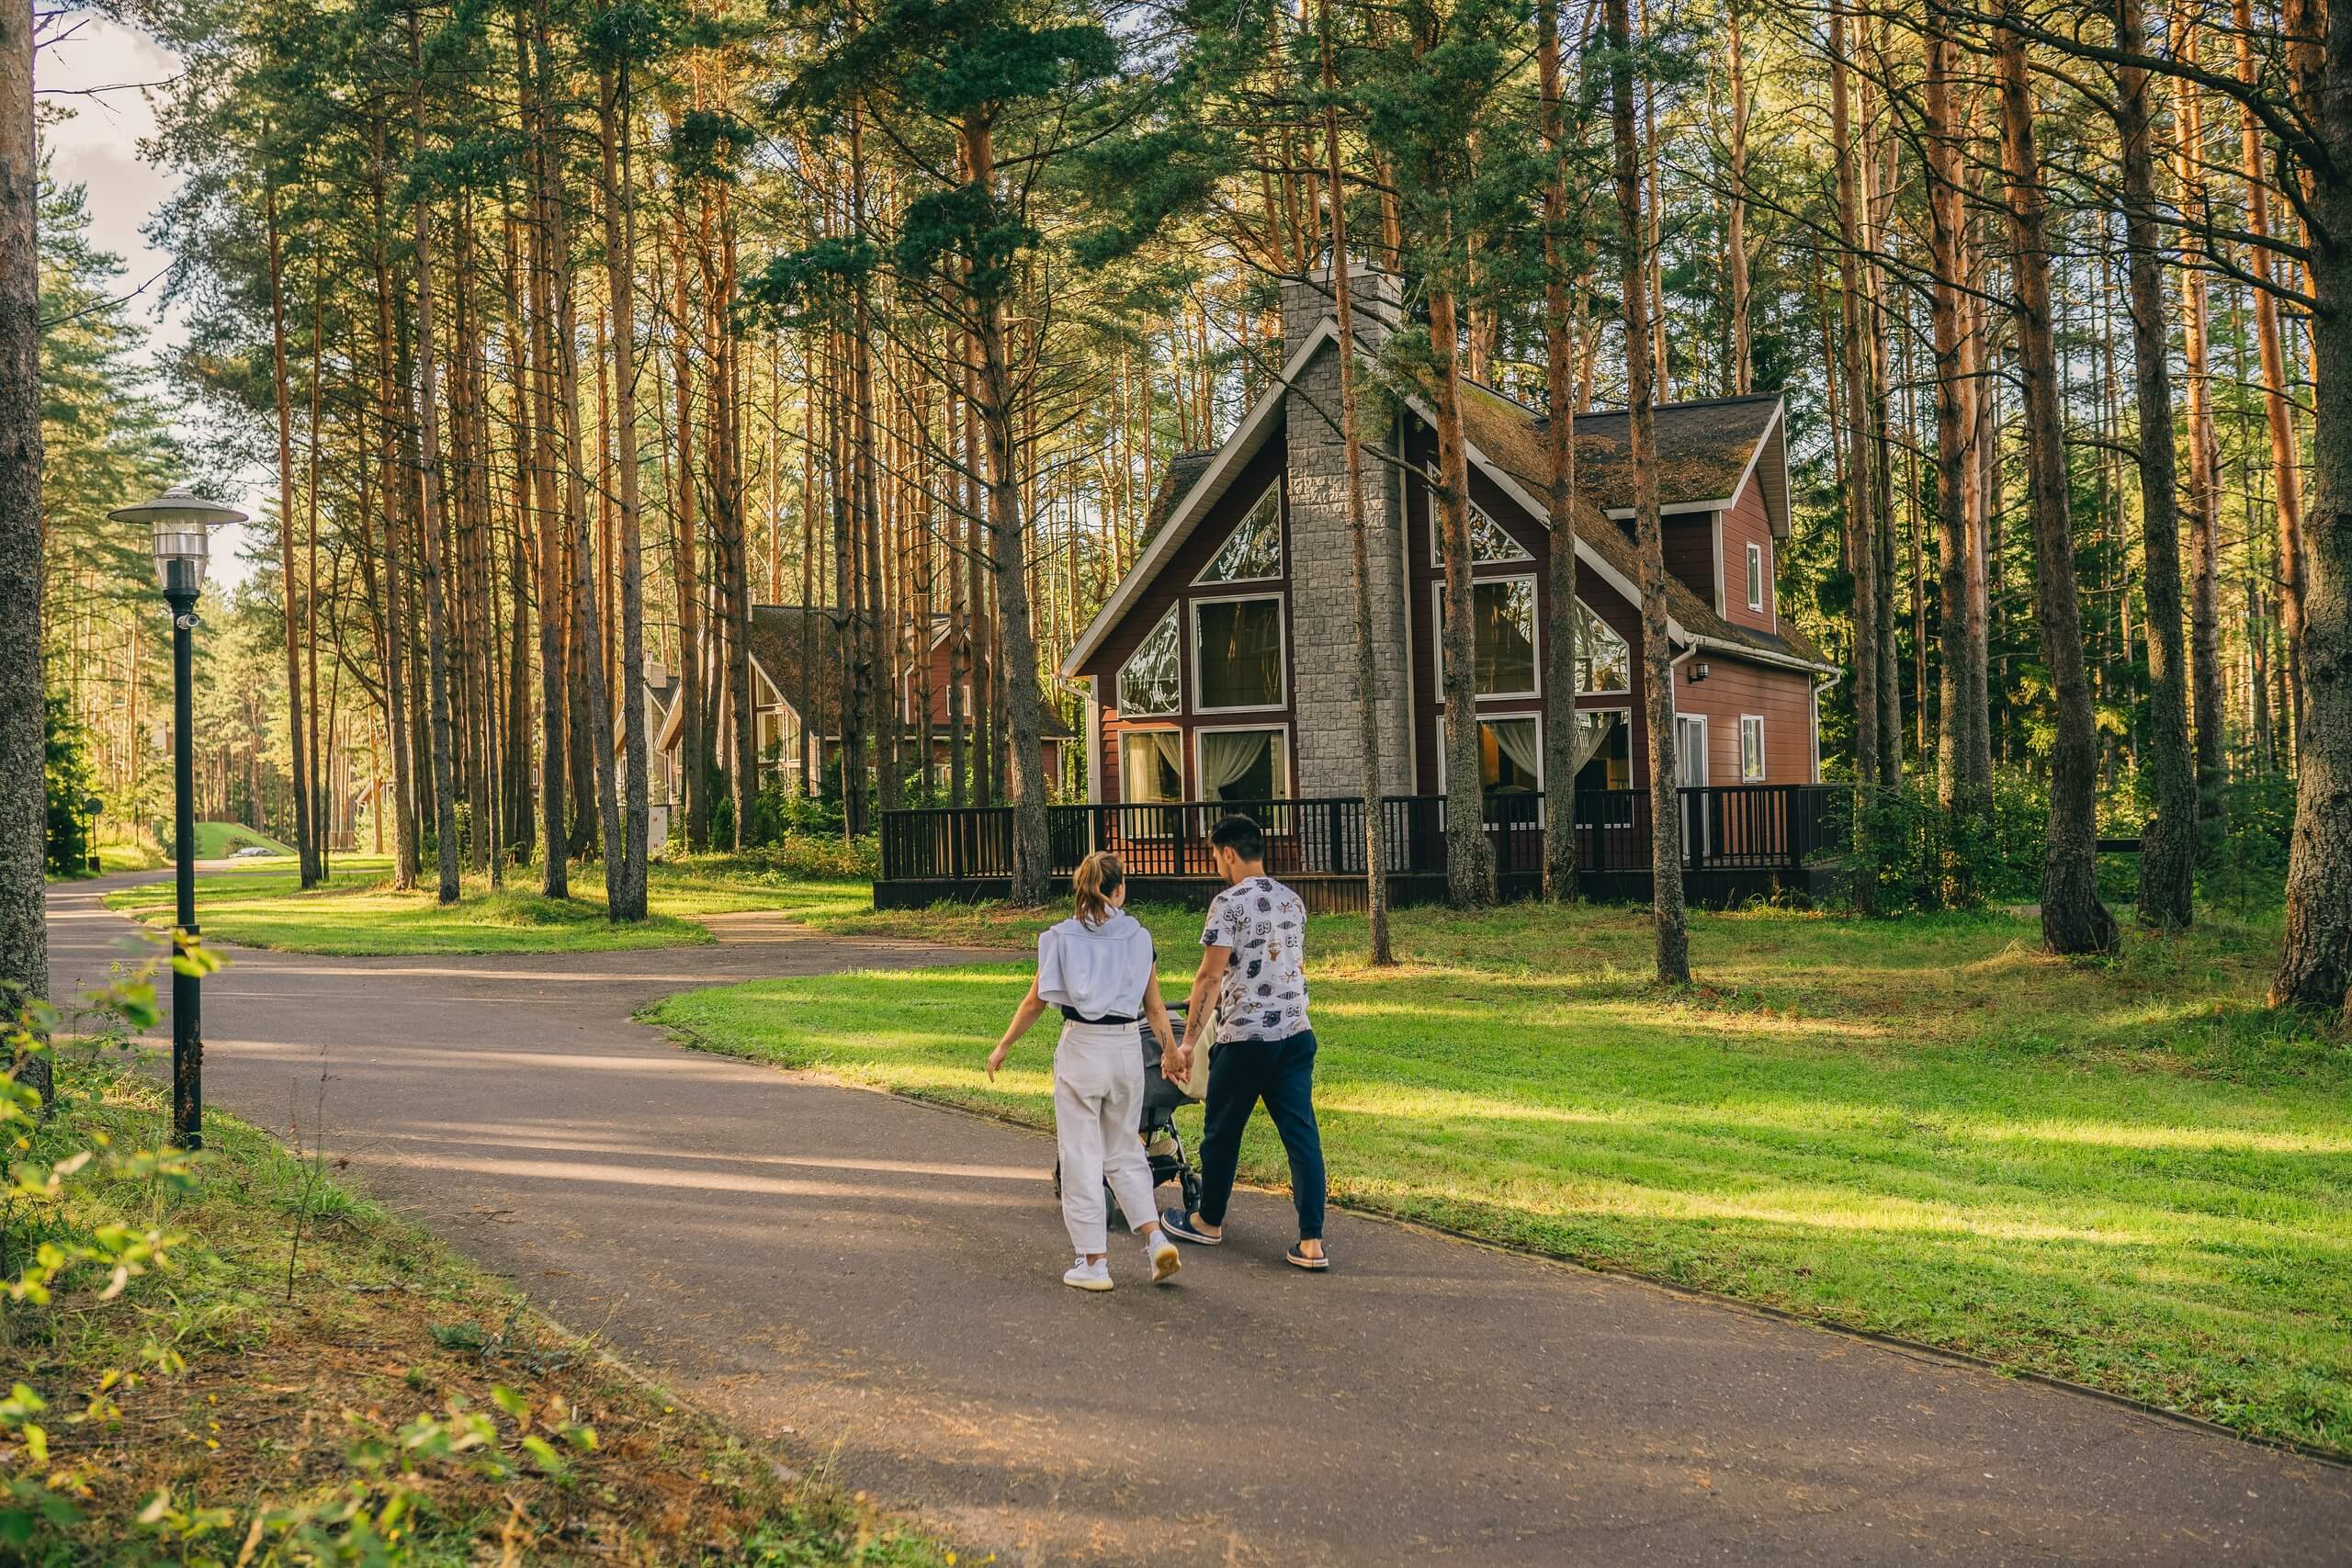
1994, 1, 2117, 955
669, 207, 707, 852
1610, 0, 1689, 981
1724, 4, 1751, 396
408, 16, 465, 907
1830, 0, 1881, 785
962, 111, 1050, 901
2270, 0, 2352, 1016
602, 45, 650, 918
370, 130, 421, 893
522, 0, 567, 897
2169, 38, 2226, 819
1430, 276, 1495, 909
1538, 0, 1585, 900
1317, 0, 1395, 963
1926, 11, 1980, 818
0, 0, 46, 1100
264, 175, 321, 887
2233, 0, 2309, 738
2115, 0, 2195, 928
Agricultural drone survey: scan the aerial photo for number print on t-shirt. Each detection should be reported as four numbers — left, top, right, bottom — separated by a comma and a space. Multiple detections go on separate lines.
1202, 876, 1310, 1043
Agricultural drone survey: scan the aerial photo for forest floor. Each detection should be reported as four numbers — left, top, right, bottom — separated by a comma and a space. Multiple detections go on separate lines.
6, 1048, 948, 1564
653, 896, 2352, 1457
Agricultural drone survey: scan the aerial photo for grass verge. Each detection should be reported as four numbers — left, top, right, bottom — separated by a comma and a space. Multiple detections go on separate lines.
104, 860, 721, 956
3, 1045, 949, 1565
650, 897, 2352, 1457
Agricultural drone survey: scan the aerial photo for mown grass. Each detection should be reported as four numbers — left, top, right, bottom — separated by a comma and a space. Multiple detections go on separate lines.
650, 897, 2352, 1456
5, 1049, 950, 1564
105, 859, 724, 955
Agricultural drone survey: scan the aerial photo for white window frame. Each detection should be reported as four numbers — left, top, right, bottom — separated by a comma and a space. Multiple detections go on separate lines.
1431, 574, 1543, 702
1117, 726, 1187, 806
1746, 541, 1766, 614
1571, 598, 1632, 697
1434, 713, 1545, 826
1192, 723, 1294, 804
1674, 713, 1710, 787
1116, 605, 1183, 718
1576, 706, 1637, 793
1430, 498, 1532, 568
1193, 480, 1286, 585
1739, 714, 1767, 782
1191, 592, 1289, 715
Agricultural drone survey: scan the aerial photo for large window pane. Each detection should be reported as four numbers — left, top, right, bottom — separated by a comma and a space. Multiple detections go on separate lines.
1198, 728, 1288, 801
1117, 608, 1181, 716
1198, 484, 1283, 582
1479, 718, 1540, 794
1574, 710, 1633, 791
1574, 601, 1630, 694
1195, 598, 1283, 709
1474, 579, 1537, 694
1121, 730, 1183, 803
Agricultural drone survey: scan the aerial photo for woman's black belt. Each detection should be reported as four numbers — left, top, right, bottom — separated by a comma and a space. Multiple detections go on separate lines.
1059, 1006, 1139, 1024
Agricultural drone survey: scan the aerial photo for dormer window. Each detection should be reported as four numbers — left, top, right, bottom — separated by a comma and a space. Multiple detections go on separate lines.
1196, 483, 1283, 583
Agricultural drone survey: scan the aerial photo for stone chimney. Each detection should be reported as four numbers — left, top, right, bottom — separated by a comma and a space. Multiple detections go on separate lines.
1278, 262, 1415, 799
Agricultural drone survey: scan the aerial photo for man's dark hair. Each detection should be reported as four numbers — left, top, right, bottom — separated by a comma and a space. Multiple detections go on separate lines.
1210, 814, 1265, 863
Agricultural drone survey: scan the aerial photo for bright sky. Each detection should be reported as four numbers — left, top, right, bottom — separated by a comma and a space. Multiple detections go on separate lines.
40, 14, 265, 588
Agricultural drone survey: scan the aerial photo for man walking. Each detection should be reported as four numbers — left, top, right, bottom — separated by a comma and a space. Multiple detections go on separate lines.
1161, 815, 1329, 1269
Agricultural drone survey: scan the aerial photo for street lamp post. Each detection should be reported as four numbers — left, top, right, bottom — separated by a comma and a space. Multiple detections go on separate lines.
107, 486, 246, 1151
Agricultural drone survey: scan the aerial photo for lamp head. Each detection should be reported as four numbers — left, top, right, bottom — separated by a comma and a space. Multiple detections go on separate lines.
110, 486, 246, 596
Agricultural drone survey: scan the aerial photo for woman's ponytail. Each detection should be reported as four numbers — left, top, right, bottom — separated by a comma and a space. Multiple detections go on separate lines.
1071, 852, 1125, 929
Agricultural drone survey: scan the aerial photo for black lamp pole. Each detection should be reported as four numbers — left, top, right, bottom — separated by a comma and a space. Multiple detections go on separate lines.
164, 557, 202, 1151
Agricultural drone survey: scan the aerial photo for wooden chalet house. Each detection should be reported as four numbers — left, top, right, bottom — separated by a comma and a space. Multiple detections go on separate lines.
876, 267, 1848, 908
652, 606, 1073, 806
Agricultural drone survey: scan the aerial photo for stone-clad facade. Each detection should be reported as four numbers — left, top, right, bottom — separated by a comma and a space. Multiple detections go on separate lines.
1279, 267, 1416, 797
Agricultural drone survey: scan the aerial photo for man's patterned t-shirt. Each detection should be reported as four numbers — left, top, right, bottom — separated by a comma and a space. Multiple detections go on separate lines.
1202, 875, 1311, 1043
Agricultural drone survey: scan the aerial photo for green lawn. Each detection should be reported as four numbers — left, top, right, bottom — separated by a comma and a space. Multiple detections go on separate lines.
6, 1047, 946, 1563
188, 819, 295, 858
650, 897, 2352, 1456
106, 858, 724, 954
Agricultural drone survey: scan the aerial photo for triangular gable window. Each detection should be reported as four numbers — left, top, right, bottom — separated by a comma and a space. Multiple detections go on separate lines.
1117, 607, 1182, 716
1432, 501, 1534, 567
1194, 482, 1283, 583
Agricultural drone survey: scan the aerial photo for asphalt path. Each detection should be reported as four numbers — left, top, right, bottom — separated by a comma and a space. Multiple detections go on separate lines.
44, 870, 2352, 1565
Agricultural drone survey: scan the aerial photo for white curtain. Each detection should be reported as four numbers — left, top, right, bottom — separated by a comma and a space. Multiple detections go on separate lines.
1199, 728, 1271, 797
1489, 717, 1541, 783
1123, 731, 1182, 802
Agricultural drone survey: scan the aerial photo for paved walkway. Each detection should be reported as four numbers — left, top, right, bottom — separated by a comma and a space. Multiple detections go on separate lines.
43, 873, 2352, 1565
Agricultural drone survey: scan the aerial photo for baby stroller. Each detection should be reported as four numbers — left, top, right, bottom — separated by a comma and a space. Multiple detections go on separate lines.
1052, 1002, 1202, 1220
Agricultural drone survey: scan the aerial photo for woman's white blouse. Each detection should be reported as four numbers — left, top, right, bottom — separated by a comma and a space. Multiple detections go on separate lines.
1035, 910, 1155, 1021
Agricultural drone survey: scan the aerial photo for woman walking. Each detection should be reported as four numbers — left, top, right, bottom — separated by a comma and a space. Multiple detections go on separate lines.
989, 852, 1186, 1291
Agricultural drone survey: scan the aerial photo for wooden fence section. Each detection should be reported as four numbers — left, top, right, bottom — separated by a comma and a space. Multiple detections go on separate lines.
876, 785, 1851, 911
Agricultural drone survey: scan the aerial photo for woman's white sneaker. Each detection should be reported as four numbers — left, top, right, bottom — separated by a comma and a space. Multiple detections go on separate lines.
1063, 1257, 1113, 1292
1146, 1234, 1182, 1284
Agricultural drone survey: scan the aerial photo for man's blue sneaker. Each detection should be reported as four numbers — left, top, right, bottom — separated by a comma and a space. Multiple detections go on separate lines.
1161, 1207, 1222, 1245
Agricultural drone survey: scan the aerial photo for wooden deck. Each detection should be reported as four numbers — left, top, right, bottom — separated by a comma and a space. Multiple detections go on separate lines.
875, 786, 1851, 911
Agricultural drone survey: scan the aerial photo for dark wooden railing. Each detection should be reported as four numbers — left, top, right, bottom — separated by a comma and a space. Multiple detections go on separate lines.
879, 784, 1850, 886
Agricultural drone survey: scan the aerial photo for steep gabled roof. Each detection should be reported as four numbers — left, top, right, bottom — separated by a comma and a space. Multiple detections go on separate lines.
1454, 394, 1830, 671
1463, 387, 1792, 536
1136, 452, 1216, 553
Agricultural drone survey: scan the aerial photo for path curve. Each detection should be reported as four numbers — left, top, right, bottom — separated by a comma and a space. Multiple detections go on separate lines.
44, 873, 2352, 1565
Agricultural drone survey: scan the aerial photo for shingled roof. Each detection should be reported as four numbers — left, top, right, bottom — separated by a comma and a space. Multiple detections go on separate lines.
1454, 390, 1830, 671
1136, 451, 1216, 553
1460, 384, 1790, 533
747, 604, 1075, 739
